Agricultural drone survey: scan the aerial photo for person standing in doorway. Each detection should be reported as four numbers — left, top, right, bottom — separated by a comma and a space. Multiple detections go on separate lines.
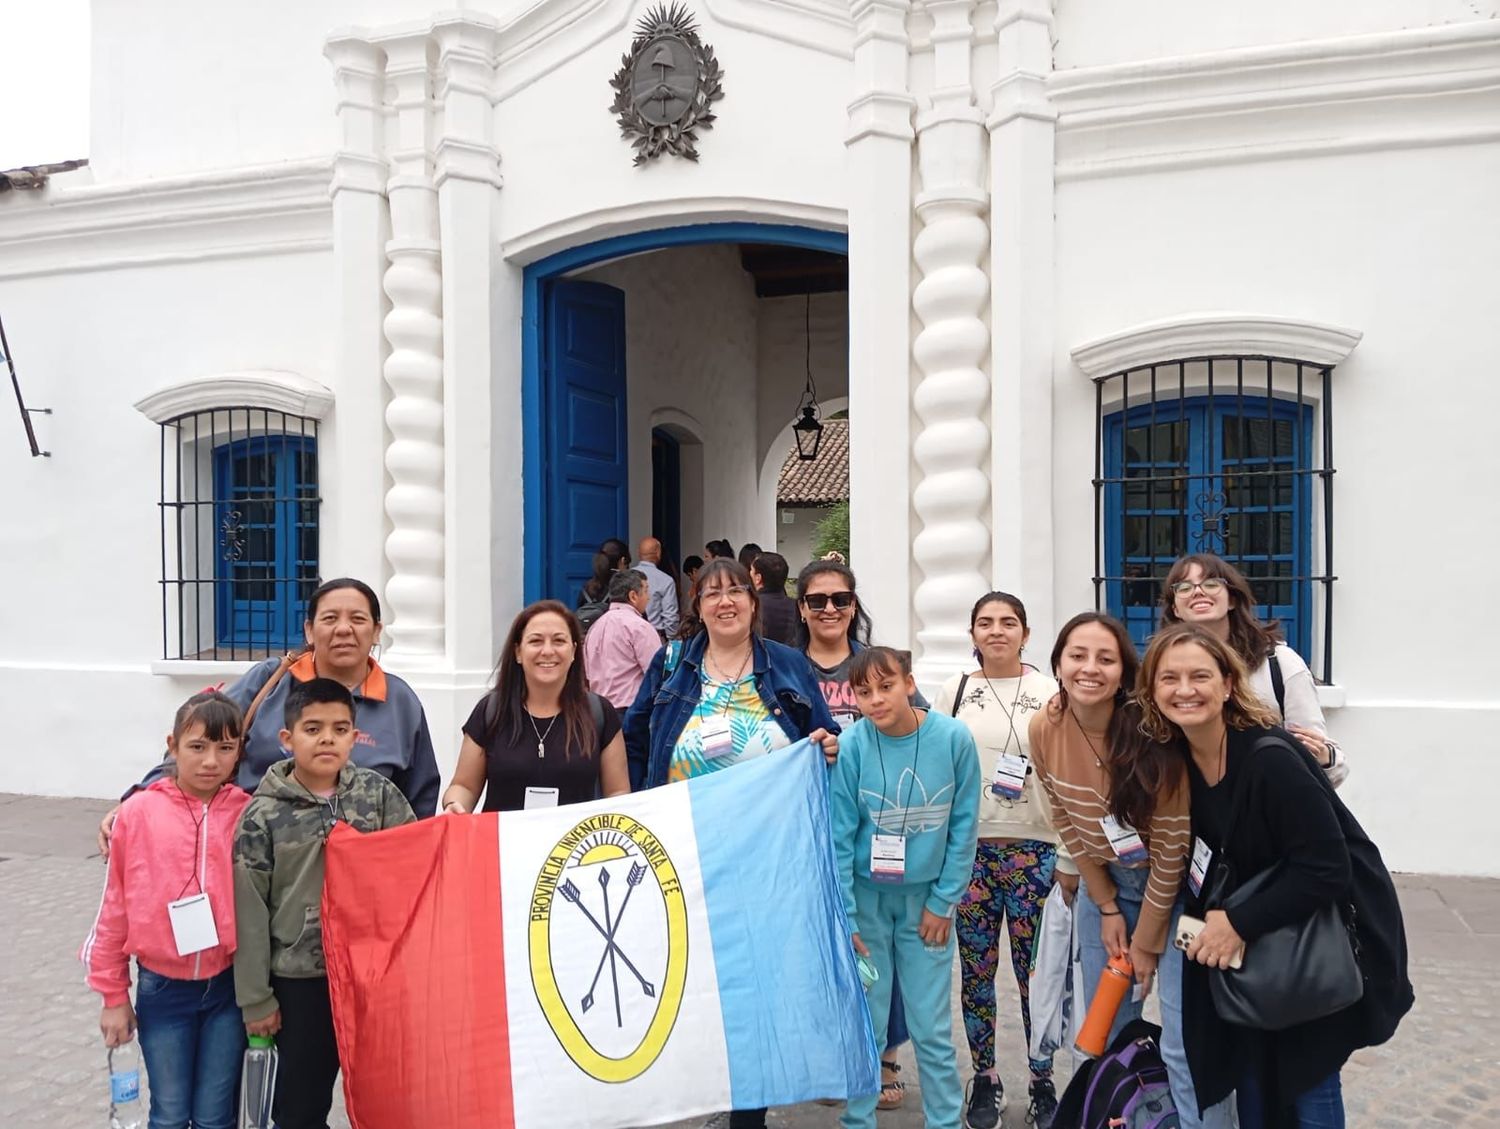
933, 592, 1063, 1129
750, 551, 799, 647
705, 539, 735, 561
634, 536, 681, 638
583, 570, 664, 710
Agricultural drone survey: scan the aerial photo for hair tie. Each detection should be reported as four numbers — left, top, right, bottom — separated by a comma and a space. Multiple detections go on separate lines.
200, 682, 225, 694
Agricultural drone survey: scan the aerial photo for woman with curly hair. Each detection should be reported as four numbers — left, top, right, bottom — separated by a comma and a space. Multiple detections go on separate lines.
1159, 554, 1346, 785
1139, 623, 1410, 1127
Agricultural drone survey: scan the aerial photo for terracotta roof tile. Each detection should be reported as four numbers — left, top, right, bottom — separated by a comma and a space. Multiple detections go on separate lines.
777, 418, 849, 506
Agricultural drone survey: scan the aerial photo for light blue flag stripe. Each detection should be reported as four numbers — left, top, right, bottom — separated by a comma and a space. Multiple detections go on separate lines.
687, 738, 881, 1110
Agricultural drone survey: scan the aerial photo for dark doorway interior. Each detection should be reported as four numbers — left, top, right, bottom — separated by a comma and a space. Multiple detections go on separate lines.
651, 427, 682, 569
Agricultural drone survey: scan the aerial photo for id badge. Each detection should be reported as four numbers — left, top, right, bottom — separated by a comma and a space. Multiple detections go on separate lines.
1099, 814, 1149, 864
870, 833, 907, 882
524, 786, 560, 810
990, 752, 1028, 800
167, 893, 219, 956
699, 714, 735, 759
1188, 837, 1213, 898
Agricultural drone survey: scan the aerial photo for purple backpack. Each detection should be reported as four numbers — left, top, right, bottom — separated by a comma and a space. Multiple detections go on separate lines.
1055, 1020, 1180, 1129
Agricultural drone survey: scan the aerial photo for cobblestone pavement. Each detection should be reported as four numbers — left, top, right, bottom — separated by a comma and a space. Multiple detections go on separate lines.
4, 792, 1497, 1128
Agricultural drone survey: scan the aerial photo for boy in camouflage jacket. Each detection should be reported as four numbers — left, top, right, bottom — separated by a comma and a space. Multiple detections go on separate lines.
233, 677, 415, 1129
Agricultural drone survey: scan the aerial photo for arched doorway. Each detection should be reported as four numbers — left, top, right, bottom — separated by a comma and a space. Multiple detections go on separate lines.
521, 222, 848, 603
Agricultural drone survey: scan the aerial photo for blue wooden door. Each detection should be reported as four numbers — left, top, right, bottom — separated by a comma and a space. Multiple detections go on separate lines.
544, 279, 629, 603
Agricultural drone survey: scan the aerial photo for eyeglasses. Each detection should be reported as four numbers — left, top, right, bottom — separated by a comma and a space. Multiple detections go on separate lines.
1171, 578, 1226, 597
800, 591, 855, 611
700, 585, 752, 605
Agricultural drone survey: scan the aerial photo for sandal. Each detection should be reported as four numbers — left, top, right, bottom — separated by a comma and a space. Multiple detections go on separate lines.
877, 1060, 906, 1111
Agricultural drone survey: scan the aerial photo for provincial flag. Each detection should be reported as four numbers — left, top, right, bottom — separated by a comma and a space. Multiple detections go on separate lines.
321, 739, 880, 1128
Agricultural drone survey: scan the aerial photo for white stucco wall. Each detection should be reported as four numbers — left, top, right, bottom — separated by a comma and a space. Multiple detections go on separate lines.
1053, 142, 1500, 875
1051, 0, 1500, 69
0, 247, 341, 798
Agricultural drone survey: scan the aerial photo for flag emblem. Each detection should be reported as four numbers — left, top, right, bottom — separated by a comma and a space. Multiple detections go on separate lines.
529, 812, 689, 1083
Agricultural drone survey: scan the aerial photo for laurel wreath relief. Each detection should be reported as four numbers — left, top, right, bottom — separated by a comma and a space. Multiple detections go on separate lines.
609, 4, 726, 165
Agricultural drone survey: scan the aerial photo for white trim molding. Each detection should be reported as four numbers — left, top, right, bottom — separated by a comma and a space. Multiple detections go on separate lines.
1071, 313, 1363, 378
0, 159, 334, 280
1050, 20, 1500, 179
134, 370, 335, 423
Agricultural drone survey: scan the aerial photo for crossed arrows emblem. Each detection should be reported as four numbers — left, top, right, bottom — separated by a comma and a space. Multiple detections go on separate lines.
560, 861, 656, 1028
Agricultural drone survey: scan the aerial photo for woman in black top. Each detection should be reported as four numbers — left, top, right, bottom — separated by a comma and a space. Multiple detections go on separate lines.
441, 601, 630, 812
1138, 623, 1411, 1129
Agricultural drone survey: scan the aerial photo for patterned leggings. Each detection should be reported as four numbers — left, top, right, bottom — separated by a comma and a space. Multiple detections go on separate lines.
956, 839, 1057, 1079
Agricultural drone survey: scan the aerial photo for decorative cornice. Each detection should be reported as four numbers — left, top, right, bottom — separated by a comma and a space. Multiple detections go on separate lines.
1050, 20, 1500, 179
1070, 313, 1363, 379
0, 159, 333, 280
133, 370, 335, 423
501, 197, 848, 263
704, 0, 853, 59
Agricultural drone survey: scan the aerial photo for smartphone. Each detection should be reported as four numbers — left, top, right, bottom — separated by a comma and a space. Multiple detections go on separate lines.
1174, 914, 1244, 969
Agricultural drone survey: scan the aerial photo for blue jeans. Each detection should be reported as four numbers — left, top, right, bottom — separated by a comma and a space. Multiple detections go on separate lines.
1077, 865, 1232, 1129
134, 965, 243, 1129
1239, 1068, 1344, 1128
885, 966, 909, 1052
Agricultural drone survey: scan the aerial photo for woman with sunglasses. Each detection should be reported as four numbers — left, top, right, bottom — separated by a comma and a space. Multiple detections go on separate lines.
933, 592, 1062, 1129
623, 557, 840, 1129
1159, 555, 1347, 786
794, 558, 923, 1111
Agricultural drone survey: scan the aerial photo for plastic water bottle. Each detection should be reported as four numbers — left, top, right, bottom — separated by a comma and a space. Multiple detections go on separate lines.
239, 1034, 279, 1129
107, 1043, 145, 1129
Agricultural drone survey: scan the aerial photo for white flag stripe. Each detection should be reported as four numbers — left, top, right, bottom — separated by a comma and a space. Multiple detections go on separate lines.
498, 785, 732, 1128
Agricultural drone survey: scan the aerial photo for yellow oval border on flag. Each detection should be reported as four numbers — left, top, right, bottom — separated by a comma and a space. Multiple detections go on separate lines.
529, 812, 690, 1082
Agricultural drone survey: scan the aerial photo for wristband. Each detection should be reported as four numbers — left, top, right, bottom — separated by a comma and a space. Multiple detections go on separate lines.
1099, 909, 1122, 917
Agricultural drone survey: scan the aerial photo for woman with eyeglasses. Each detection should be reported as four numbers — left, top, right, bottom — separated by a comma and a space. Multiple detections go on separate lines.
1029, 613, 1230, 1129
794, 558, 922, 1111
622, 557, 840, 1129
931, 592, 1062, 1129
1159, 555, 1347, 786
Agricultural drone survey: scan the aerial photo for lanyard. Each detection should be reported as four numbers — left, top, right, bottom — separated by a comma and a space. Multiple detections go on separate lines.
980, 674, 1026, 756
171, 785, 220, 900
873, 711, 923, 839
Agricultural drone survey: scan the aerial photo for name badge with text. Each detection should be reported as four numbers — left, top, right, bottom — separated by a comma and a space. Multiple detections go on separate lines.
1099, 814, 1149, 865
524, 787, 560, 810
990, 752, 1028, 800
699, 715, 735, 759
1188, 837, 1213, 898
871, 833, 907, 883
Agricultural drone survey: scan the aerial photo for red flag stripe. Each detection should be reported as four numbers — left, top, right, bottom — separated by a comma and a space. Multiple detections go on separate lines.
323, 816, 514, 1128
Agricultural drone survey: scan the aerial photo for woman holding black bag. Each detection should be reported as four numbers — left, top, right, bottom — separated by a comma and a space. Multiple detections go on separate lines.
1138, 623, 1412, 1128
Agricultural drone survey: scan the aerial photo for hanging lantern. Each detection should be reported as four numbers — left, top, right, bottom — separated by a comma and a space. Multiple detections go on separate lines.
793, 405, 824, 461
793, 292, 823, 461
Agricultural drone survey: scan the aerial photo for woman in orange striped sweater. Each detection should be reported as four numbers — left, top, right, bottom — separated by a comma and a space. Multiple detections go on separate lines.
1028, 612, 1230, 1128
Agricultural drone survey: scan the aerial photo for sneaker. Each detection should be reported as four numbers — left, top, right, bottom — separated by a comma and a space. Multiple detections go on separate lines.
965, 1073, 1006, 1129
1026, 1078, 1058, 1129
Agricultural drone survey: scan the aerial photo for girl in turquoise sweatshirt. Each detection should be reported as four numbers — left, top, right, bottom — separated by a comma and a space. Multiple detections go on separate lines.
831, 646, 981, 1129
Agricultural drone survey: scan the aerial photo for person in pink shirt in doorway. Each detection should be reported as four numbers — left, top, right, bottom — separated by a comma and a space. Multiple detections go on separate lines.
584, 569, 664, 709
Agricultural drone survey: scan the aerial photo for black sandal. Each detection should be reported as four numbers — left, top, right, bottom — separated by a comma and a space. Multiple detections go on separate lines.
878, 1060, 905, 1110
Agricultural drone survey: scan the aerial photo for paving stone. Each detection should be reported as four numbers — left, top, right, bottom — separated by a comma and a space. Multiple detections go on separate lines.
3, 793, 1498, 1127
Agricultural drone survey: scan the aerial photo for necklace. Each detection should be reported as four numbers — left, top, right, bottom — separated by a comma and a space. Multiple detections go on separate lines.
705, 643, 752, 686
528, 709, 560, 759
1069, 707, 1108, 769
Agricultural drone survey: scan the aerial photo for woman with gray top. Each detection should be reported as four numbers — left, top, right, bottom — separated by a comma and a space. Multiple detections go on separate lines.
98, 578, 439, 854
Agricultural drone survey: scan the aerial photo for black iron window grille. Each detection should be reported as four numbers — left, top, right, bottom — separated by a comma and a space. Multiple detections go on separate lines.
158, 407, 321, 661
1091, 356, 1336, 683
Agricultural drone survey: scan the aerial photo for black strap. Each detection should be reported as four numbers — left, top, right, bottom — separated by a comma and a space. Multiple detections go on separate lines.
950, 673, 969, 717
1268, 649, 1286, 719
587, 692, 606, 752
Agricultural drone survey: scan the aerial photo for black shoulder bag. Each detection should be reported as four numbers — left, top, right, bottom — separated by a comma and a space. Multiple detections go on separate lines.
1205, 736, 1363, 1030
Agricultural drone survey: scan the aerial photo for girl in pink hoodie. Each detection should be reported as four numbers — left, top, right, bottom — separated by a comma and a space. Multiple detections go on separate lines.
82, 690, 252, 1129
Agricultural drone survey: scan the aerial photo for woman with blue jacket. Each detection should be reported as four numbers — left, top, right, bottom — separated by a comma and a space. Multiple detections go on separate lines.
623, 558, 838, 1129
624, 558, 839, 791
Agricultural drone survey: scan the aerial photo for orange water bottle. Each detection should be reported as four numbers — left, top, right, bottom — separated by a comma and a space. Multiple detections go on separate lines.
1074, 953, 1133, 1056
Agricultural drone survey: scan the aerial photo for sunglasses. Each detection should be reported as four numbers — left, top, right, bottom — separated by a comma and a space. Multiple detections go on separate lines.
800, 591, 855, 611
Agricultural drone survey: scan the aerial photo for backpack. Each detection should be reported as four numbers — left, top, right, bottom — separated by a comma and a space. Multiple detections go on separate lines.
1054, 1019, 1179, 1129
577, 596, 610, 635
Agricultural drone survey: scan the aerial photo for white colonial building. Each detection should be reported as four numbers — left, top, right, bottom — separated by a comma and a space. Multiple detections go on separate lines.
2, 0, 1497, 875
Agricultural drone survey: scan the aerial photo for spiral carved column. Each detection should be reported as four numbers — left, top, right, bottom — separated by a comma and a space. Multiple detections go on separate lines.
911, 0, 991, 678
380, 36, 446, 657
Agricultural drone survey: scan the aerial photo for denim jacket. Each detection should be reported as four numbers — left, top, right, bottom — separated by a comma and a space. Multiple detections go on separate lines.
623, 632, 839, 790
